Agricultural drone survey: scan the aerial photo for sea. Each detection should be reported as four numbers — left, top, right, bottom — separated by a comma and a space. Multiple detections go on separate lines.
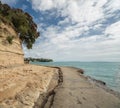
31, 61, 120, 93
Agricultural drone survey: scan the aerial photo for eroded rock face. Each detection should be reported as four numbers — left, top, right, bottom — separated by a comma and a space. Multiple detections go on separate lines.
0, 65, 58, 108
0, 22, 24, 66
0, 21, 59, 108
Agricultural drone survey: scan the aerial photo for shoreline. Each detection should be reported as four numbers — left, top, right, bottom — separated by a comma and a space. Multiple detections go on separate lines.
41, 66, 120, 108
48, 65, 120, 97
87, 75, 120, 99
32, 62, 120, 94
0, 64, 120, 108
66, 66, 120, 99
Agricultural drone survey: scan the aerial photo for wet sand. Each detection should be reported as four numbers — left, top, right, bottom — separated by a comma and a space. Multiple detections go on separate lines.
49, 67, 120, 108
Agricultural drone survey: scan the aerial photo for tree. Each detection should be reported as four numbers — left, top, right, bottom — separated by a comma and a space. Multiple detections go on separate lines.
0, 2, 40, 49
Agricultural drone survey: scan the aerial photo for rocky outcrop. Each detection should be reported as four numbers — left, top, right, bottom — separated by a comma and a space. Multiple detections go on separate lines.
0, 22, 24, 66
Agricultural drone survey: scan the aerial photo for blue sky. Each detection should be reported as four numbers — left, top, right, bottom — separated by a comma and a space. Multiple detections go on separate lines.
1, 0, 120, 61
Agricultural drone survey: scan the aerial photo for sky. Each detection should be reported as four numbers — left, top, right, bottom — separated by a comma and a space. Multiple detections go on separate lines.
1, 0, 120, 62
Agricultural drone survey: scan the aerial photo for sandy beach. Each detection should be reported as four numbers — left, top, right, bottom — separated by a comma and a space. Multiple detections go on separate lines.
0, 65, 120, 108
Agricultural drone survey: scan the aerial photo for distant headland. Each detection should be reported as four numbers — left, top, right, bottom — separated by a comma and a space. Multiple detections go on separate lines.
24, 57, 53, 63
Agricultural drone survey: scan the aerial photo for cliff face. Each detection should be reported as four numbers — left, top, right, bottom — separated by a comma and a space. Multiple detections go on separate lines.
0, 21, 59, 108
0, 21, 24, 66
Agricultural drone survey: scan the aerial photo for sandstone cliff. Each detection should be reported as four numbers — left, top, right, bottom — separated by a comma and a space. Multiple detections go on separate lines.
0, 21, 24, 66
0, 21, 58, 108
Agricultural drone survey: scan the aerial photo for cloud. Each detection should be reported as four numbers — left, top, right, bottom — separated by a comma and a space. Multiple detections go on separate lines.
0, 0, 17, 6
31, 0, 105, 24
31, 0, 66, 11
22, 4, 28, 11
105, 0, 120, 12
105, 21, 120, 39
24, 0, 120, 61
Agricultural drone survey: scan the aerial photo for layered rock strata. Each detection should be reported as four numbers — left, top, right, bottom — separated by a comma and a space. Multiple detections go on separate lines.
0, 22, 24, 66
0, 21, 59, 108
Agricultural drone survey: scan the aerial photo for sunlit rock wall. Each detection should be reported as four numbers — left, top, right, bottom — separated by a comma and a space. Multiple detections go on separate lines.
0, 22, 24, 66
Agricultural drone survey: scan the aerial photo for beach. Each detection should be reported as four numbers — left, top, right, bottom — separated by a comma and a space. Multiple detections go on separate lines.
0, 65, 120, 108
44, 66, 120, 108
0, 1, 120, 107
32, 61, 120, 93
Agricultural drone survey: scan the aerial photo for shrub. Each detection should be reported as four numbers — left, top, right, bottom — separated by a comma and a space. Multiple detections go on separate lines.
6, 36, 14, 44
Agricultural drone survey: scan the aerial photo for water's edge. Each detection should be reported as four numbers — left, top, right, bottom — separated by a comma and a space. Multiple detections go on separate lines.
65, 66, 120, 99
31, 62, 120, 93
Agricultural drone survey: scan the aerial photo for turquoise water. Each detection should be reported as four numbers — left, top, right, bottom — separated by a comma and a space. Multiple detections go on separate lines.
31, 61, 120, 92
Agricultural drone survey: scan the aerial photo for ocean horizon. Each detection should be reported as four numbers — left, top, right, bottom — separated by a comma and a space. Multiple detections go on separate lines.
31, 61, 120, 93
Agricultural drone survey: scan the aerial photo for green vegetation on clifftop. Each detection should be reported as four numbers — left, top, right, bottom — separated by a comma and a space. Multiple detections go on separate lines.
0, 1, 39, 49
